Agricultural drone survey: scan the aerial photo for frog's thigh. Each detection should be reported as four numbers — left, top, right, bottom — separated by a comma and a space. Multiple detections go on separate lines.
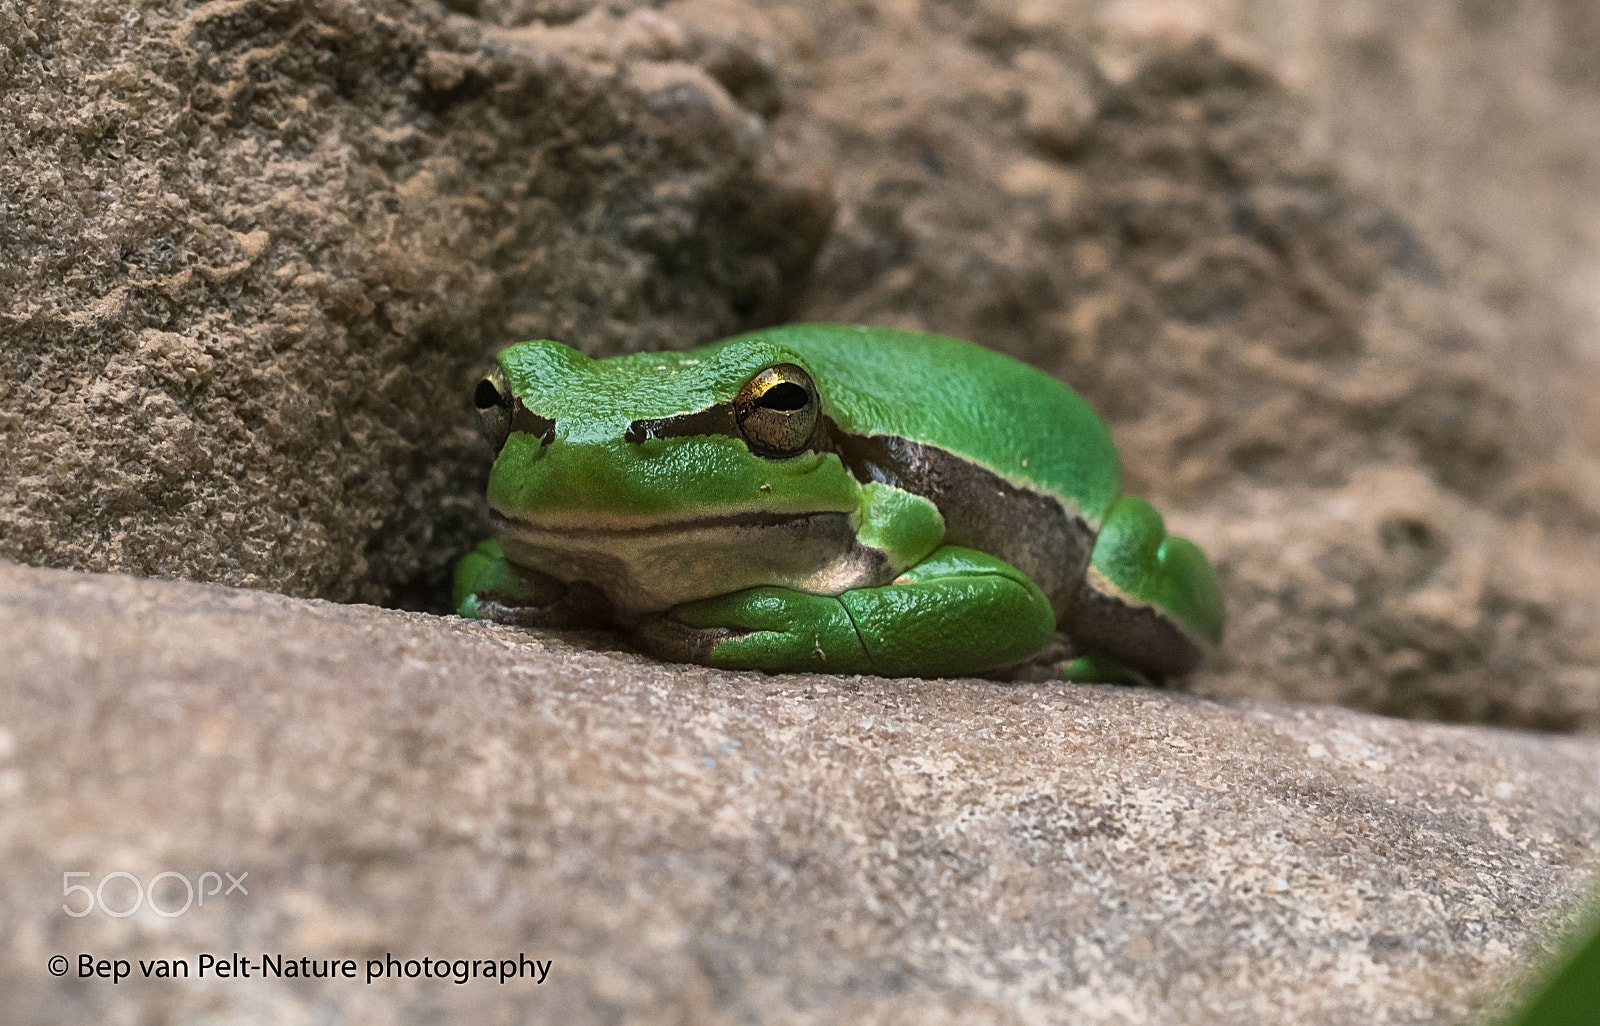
1065, 496, 1223, 679
841, 546, 1057, 677
453, 539, 610, 627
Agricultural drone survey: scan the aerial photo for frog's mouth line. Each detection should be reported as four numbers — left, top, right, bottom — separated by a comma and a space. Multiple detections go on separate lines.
488, 508, 852, 537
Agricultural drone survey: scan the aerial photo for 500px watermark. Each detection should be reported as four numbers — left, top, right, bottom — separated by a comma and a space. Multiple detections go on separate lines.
62, 871, 248, 918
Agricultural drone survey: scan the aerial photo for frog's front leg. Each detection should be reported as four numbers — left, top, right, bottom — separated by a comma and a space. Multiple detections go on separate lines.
634, 546, 1057, 678
453, 539, 611, 628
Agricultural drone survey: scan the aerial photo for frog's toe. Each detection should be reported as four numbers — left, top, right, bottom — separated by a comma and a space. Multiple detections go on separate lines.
1058, 655, 1159, 687
630, 615, 742, 666
636, 588, 871, 674
453, 539, 611, 627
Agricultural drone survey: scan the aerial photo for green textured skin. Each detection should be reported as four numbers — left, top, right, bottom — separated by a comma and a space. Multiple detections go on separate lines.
492, 325, 1120, 524
853, 482, 945, 569
487, 431, 860, 526
677, 547, 1056, 678
453, 538, 513, 617
1090, 496, 1225, 646
461, 324, 1224, 678
843, 546, 1057, 676
708, 324, 1123, 522
1059, 656, 1154, 687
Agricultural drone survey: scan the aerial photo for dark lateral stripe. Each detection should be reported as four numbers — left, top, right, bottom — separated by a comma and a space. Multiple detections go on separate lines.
828, 428, 910, 487
489, 508, 856, 538
1069, 580, 1206, 678
625, 403, 740, 444
828, 428, 1094, 618
511, 400, 555, 443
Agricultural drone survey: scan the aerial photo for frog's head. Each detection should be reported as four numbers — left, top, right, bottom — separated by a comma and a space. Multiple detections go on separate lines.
469, 338, 872, 615
474, 336, 864, 527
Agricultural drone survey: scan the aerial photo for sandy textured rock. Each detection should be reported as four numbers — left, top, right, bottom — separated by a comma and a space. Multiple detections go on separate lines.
0, 0, 830, 608
2, 562, 1598, 1024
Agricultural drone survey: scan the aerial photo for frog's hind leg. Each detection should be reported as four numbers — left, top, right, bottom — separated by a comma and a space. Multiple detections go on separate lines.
1061, 496, 1224, 681
634, 546, 1058, 677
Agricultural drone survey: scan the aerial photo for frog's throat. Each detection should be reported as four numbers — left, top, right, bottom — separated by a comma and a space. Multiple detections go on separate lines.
488, 509, 893, 621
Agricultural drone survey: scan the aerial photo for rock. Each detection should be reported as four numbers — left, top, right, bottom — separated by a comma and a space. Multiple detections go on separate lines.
2, 562, 1597, 1023
1186, 467, 1600, 731
0, 0, 832, 609
7, 3, 1600, 1021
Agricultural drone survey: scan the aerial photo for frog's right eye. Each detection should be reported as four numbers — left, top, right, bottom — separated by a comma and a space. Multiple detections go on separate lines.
735, 363, 820, 459
473, 368, 513, 452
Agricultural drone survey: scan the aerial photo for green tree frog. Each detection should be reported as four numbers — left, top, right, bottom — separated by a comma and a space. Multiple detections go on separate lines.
454, 324, 1222, 681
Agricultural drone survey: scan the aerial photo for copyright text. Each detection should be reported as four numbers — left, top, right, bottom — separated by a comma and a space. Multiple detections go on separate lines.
55, 952, 553, 986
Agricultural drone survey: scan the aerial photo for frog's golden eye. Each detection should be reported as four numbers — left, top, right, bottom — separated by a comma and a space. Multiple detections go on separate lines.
735, 363, 819, 458
473, 368, 512, 452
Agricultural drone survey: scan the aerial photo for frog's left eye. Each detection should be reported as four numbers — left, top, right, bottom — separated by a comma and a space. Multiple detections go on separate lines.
735, 363, 819, 458
473, 368, 512, 452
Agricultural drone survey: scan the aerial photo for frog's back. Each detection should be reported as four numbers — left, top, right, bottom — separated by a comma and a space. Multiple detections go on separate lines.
711, 323, 1122, 524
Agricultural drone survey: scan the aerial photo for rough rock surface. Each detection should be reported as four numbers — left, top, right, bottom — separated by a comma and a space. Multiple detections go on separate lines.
2, 562, 1599, 1024
0, 0, 831, 608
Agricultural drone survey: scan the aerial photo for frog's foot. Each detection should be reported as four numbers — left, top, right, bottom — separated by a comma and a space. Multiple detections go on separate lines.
1066, 496, 1224, 679
634, 587, 872, 674
1058, 655, 1159, 687
1004, 641, 1158, 685
635, 546, 1058, 678
453, 539, 611, 628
